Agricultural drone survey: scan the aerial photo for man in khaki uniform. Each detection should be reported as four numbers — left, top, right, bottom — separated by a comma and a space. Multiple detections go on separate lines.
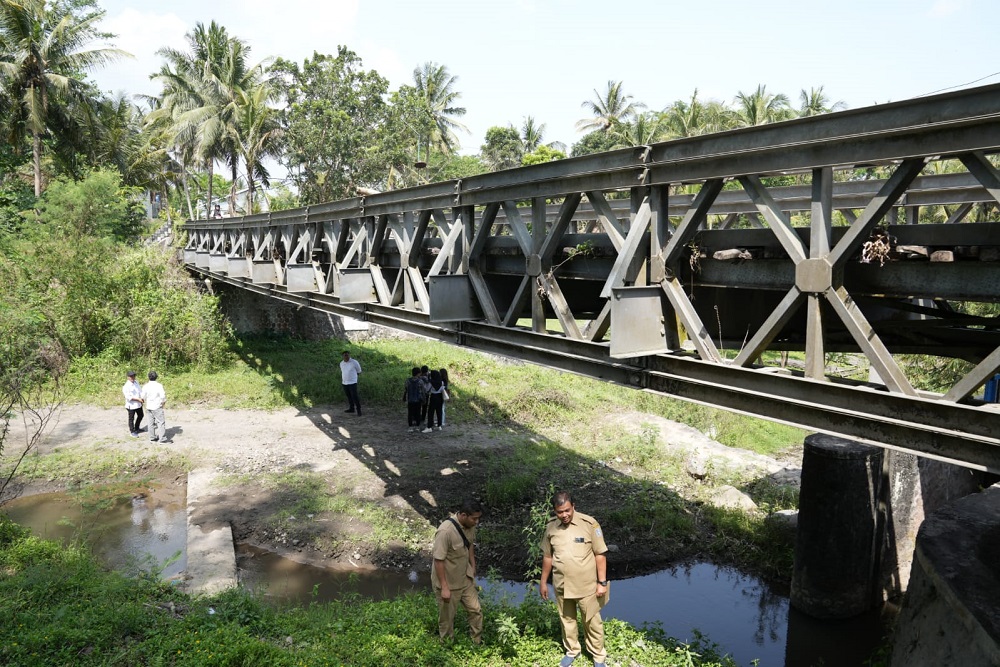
431, 499, 484, 643
540, 491, 609, 667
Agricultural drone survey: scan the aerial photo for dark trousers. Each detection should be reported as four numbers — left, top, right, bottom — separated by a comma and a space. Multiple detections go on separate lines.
427, 394, 444, 428
343, 383, 361, 413
407, 401, 423, 426
127, 407, 144, 433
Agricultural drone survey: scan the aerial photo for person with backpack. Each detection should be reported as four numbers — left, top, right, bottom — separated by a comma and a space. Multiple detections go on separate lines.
422, 370, 447, 433
404, 367, 426, 431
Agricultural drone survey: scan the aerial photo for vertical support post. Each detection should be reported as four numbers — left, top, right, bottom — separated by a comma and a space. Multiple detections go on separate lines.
531, 197, 546, 333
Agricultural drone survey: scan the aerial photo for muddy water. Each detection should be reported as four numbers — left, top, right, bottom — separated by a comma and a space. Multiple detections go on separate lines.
236, 551, 885, 667
3, 483, 187, 580
4, 489, 884, 666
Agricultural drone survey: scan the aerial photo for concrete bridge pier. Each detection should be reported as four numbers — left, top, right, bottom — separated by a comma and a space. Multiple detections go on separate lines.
791, 433, 988, 620
879, 451, 984, 603
889, 483, 1000, 666
790, 434, 884, 618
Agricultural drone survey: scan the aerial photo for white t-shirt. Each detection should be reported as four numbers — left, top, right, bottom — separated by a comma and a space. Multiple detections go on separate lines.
340, 358, 362, 385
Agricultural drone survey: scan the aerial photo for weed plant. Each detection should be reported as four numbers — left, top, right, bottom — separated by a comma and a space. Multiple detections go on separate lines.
0, 516, 742, 666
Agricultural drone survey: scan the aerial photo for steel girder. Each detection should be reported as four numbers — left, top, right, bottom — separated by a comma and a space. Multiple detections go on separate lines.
182, 83, 1000, 472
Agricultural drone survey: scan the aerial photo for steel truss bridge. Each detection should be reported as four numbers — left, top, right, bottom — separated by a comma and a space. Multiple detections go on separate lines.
183, 84, 1000, 473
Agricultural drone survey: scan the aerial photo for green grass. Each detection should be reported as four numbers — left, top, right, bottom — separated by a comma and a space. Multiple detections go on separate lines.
8, 439, 189, 486
62, 335, 804, 457
0, 516, 741, 667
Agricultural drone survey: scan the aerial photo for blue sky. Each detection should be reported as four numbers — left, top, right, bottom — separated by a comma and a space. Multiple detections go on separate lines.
92, 0, 999, 156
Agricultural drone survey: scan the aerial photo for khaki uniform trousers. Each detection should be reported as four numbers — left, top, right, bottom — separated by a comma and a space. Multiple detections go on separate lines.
556, 591, 605, 662
435, 580, 483, 643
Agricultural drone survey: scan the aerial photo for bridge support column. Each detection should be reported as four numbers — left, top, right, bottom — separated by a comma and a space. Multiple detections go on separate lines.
791, 433, 883, 618
214, 282, 367, 340
880, 451, 984, 602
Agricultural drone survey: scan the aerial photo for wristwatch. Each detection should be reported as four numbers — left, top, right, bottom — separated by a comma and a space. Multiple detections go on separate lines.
597, 579, 608, 585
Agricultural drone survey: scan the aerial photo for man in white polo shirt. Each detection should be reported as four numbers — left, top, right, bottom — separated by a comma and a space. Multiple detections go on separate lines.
340, 351, 362, 416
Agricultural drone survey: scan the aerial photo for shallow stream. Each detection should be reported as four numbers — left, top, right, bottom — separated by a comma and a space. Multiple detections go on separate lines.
4, 484, 885, 666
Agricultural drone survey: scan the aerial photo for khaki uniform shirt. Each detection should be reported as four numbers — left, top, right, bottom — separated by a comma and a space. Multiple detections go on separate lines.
540, 511, 608, 599
431, 514, 476, 590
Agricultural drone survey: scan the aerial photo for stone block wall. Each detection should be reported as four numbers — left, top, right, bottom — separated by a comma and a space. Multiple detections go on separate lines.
211, 281, 415, 343
213, 282, 367, 341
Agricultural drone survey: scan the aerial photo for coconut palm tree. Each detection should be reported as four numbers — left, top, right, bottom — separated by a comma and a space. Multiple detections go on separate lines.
576, 80, 645, 133
521, 116, 545, 152
798, 86, 846, 117
610, 112, 663, 148
412, 61, 468, 156
659, 89, 736, 139
151, 21, 260, 218
733, 84, 793, 127
0, 0, 127, 196
234, 80, 280, 212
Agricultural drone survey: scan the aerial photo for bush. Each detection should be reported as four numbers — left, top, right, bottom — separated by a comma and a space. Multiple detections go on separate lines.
0, 170, 232, 369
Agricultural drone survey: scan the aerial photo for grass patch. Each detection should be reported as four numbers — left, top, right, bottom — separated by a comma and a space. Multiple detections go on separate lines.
218, 469, 435, 554
8, 441, 188, 486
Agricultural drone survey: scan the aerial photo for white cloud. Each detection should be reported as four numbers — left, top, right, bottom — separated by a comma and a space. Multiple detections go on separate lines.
95, 8, 189, 97
92, 1, 367, 99
927, 0, 965, 17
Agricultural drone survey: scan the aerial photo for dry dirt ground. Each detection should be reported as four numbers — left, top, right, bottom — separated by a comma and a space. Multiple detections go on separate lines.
16, 402, 800, 580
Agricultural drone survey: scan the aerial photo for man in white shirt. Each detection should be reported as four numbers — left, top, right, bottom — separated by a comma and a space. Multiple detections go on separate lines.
141, 370, 168, 442
122, 371, 143, 437
340, 351, 362, 416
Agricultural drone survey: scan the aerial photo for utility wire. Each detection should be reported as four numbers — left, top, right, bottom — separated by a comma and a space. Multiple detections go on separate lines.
919, 70, 1000, 97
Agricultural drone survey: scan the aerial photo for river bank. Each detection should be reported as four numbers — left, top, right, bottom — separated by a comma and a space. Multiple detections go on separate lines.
10, 398, 802, 584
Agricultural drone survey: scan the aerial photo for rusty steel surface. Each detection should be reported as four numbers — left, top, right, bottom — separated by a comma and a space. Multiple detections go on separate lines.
182, 84, 1000, 472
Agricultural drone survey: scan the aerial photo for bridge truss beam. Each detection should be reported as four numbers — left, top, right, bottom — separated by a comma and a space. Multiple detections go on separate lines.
183, 84, 1000, 473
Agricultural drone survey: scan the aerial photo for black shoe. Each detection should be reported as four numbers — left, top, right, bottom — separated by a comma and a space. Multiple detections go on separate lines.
356, 410, 362, 416
345, 409, 355, 413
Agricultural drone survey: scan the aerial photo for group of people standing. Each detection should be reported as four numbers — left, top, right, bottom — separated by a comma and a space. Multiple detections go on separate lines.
121, 370, 168, 442
432, 492, 610, 667
336, 351, 453, 434
404, 365, 451, 433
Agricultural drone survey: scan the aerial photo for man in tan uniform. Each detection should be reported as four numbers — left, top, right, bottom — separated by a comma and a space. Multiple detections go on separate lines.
540, 491, 609, 667
431, 499, 484, 644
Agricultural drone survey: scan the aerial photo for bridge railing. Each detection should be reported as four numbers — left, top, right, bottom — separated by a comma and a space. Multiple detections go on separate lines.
182, 83, 1000, 472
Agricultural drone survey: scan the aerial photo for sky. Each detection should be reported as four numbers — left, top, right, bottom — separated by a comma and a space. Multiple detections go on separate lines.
91, 0, 1000, 158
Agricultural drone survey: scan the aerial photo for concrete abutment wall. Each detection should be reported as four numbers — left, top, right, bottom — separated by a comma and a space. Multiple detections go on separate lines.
212, 281, 369, 341
890, 484, 1000, 666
